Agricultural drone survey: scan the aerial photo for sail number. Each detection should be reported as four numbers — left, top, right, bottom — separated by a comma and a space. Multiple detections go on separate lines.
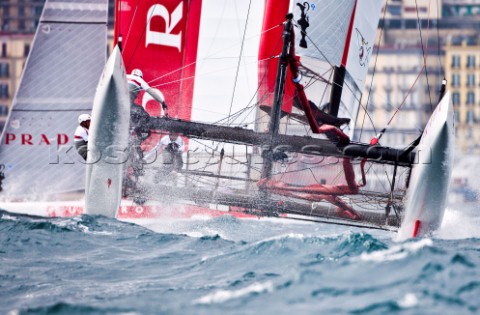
146, 2, 183, 52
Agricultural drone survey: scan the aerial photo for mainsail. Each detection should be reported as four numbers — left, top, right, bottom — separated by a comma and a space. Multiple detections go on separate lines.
0, 0, 109, 198
115, 0, 266, 129
291, 0, 382, 137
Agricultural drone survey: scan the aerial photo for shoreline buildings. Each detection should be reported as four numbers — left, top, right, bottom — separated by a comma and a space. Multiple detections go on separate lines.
0, 0, 114, 130
357, 0, 480, 155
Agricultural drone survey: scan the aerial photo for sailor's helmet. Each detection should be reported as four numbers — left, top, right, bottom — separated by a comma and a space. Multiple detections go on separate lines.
131, 68, 143, 78
78, 114, 91, 124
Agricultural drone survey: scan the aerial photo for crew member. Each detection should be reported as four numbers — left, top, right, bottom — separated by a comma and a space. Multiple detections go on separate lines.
126, 69, 167, 177
127, 69, 168, 135
74, 114, 91, 161
145, 132, 184, 172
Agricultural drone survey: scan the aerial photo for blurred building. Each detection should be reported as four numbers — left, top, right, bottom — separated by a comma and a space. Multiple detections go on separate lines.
0, 33, 32, 130
0, 0, 44, 130
356, 0, 480, 151
1, 0, 115, 32
0, 0, 45, 33
357, 45, 443, 147
445, 39, 480, 153
356, 0, 444, 146
0, 0, 115, 130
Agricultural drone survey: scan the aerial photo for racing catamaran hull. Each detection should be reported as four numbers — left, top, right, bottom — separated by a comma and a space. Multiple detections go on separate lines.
398, 92, 455, 239
85, 46, 130, 218
0, 198, 398, 233
0, 0, 456, 239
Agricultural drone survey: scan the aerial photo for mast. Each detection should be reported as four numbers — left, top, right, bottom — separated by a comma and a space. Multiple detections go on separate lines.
328, 65, 346, 117
438, 78, 447, 102
328, 0, 357, 117
113, 0, 122, 50
261, 14, 294, 179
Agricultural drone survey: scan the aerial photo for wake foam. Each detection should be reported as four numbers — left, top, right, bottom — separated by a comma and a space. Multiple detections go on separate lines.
194, 281, 274, 304
435, 206, 480, 239
359, 238, 433, 262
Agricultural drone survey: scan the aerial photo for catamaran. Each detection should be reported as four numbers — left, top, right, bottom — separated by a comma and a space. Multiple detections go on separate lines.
0, 0, 454, 239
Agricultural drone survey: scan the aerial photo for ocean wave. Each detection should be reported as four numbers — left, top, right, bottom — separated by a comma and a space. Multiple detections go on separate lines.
194, 281, 274, 304
359, 238, 433, 262
436, 207, 480, 240
397, 292, 419, 308
2, 208, 479, 315
8, 302, 139, 315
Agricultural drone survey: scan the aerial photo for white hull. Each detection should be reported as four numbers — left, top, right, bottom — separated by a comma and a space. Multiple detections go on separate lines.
85, 46, 130, 218
398, 92, 455, 239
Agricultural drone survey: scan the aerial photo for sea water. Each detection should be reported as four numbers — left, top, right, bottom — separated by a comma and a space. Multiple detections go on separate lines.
1, 205, 479, 315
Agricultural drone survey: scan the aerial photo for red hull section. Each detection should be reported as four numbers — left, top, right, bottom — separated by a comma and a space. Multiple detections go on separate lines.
44, 202, 261, 220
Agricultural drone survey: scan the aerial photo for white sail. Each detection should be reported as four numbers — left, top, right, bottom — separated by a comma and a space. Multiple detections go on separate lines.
0, 0, 108, 198
345, 0, 383, 91
288, 0, 383, 137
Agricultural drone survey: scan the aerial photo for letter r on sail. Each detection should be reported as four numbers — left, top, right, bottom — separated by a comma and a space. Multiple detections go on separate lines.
146, 3, 183, 52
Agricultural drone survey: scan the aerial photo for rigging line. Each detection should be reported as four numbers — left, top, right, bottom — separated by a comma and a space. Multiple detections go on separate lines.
300, 64, 334, 83
217, 53, 274, 126
204, 0, 228, 67
285, 114, 291, 134
415, 0, 433, 113
236, 56, 280, 126
147, 60, 197, 86
297, 64, 331, 85
300, 66, 378, 134
292, 23, 334, 69
212, 99, 260, 125
435, 0, 445, 79
277, 160, 345, 176
210, 51, 278, 124
125, 7, 157, 69
146, 55, 268, 88
213, 104, 256, 126
117, 0, 122, 43
247, 110, 271, 127
359, 0, 388, 140
370, 164, 391, 194
223, 106, 255, 125
237, 104, 259, 126
146, 54, 277, 92
122, 0, 141, 53
228, 56, 284, 123
189, 138, 263, 174
147, 53, 266, 87
145, 23, 284, 86
386, 65, 426, 127
186, 154, 218, 186
288, 116, 314, 135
